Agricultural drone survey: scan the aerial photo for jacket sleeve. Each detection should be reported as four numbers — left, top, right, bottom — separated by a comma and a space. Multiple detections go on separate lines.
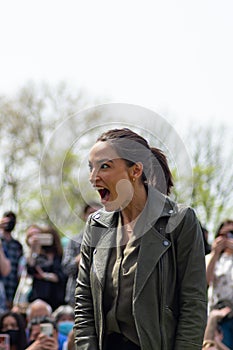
62, 236, 82, 276
173, 207, 207, 350
74, 218, 99, 350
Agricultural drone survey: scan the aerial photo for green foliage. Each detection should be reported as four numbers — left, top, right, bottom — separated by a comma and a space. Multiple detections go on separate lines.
173, 125, 233, 235
0, 81, 99, 238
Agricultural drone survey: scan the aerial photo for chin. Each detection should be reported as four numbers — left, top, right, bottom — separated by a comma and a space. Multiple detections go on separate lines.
103, 201, 120, 213
104, 205, 117, 212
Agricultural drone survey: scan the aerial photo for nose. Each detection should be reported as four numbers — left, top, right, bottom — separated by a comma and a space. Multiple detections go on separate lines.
89, 167, 99, 186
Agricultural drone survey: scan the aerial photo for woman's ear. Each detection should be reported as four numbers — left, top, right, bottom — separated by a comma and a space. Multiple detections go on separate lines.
131, 162, 143, 180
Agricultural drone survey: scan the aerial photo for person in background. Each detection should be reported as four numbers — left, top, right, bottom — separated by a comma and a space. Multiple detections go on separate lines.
62, 202, 102, 306
202, 307, 231, 350
52, 305, 74, 338
26, 299, 67, 350
200, 223, 211, 255
0, 233, 11, 313
74, 127, 207, 350
26, 316, 58, 350
26, 299, 53, 323
66, 330, 75, 350
26, 226, 67, 310
0, 211, 23, 310
0, 311, 27, 350
206, 219, 233, 350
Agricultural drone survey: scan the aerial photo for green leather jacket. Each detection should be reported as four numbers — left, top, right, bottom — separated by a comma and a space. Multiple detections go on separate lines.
74, 189, 207, 350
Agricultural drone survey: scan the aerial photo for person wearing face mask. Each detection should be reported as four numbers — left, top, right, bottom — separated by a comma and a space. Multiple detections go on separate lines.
0, 211, 23, 310
52, 305, 75, 350
52, 305, 74, 337
0, 311, 27, 350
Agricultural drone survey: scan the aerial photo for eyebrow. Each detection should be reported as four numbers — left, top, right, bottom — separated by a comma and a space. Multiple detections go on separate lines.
89, 158, 114, 166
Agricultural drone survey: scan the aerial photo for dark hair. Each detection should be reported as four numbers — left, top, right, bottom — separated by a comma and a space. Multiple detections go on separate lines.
96, 128, 173, 195
215, 219, 233, 238
3, 211, 16, 220
0, 311, 27, 350
3, 211, 17, 231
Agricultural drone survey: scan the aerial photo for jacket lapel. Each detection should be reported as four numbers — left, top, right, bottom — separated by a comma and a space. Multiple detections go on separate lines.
91, 211, 117, 288
134, 225, 171, 300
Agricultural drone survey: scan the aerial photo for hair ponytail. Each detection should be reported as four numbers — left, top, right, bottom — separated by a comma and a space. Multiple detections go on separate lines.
150, 147, 173, 195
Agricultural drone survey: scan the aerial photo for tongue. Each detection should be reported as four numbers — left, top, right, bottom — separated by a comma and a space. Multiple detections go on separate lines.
99, 189, 110, 201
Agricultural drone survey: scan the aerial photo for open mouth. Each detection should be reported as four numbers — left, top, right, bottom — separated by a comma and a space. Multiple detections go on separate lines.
98, 188, 110, 202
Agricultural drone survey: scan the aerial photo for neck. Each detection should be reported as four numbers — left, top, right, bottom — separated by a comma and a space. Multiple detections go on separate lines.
120, 184, 147, 225
3, 231, 12, 241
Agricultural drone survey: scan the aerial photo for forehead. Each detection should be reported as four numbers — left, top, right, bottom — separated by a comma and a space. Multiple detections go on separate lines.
89, 141, 119, 162
30, 305, 50, 318
27, 227, 41, 236
58, 314, 74, 321
3, 316, 17, 325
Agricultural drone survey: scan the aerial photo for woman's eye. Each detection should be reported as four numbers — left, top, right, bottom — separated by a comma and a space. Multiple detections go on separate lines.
101, 163, 109, 169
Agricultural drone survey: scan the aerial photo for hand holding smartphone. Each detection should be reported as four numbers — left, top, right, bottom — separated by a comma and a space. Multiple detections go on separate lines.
0, 334, 10, 350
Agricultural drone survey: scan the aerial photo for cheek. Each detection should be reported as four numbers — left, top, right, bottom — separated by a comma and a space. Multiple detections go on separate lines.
116, 179, 134, 197
111, 179, 134, 209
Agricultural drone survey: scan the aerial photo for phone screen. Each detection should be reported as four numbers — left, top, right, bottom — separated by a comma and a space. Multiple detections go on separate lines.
0, 334, 10, 350
40, 323, 53, 337
37, 233, 53, 246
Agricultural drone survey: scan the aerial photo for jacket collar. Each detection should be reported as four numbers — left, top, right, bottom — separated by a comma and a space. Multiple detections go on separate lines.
91, 186, 177, 229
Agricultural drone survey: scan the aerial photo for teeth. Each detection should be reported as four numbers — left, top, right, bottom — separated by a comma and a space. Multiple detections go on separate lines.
92, 186, 109, 201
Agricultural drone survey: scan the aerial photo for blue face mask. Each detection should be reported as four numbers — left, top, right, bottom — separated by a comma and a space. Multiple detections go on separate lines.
58, 321, 74, 336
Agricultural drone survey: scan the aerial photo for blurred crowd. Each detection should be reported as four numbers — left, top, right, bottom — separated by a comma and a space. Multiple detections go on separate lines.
0, 204, 100, 350
0, 208, 233, 350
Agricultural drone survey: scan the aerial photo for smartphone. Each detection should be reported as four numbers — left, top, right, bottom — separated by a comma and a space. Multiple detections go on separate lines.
0, 334, 10, 350
227, 232, 233, 239
40, 323, 53, 337
37, 233, 53, 246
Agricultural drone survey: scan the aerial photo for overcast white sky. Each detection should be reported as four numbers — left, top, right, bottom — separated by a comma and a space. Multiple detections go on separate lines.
1, 0, 232, 131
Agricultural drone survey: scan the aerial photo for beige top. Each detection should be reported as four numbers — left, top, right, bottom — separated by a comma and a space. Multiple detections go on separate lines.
104, 219, 141, 345
206, 252, 233, 310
